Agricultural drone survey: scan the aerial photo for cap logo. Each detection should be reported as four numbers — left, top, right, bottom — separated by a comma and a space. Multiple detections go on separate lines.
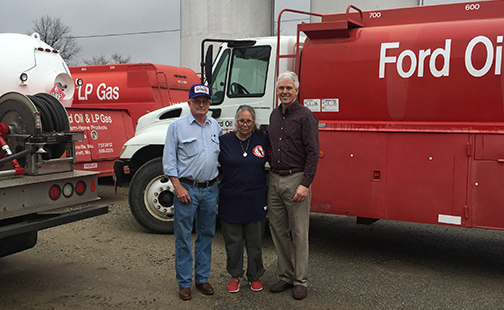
194, 85, 209, 94
189, 83, 211, 99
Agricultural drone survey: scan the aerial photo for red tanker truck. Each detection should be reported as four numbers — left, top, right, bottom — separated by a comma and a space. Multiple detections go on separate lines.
116, 1, 504, 233
295, 1, 504, 230
68, 64, 199, 176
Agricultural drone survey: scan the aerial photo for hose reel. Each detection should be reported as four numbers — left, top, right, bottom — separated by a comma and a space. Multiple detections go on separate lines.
0, 91, 75, 176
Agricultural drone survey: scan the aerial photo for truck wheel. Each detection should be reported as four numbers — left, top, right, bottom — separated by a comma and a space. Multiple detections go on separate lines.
129, 157, 175, 234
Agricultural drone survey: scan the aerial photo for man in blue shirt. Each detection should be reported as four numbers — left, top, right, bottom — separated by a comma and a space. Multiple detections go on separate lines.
163, 84, 221, 301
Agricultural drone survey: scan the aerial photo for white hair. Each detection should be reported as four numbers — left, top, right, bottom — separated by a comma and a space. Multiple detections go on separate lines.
276, 71, 299, 89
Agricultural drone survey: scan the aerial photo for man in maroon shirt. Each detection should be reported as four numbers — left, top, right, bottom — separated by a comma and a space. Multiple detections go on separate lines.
267, 71, 319, 300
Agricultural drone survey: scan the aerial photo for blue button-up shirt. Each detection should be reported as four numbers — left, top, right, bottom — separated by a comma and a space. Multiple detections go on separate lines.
163, 113, 221, 182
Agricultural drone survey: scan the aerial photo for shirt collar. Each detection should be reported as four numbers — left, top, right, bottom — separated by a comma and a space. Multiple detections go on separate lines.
277, 100, 300, 115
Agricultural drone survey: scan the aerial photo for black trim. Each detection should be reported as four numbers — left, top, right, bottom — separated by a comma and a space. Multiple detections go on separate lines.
0, 205, 108, 239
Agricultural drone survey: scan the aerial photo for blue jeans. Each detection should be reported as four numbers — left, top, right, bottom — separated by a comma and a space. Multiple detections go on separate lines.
174, 181, 218, 288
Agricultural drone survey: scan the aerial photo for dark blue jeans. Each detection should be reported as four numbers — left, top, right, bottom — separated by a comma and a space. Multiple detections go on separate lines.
174, 182, 218, 288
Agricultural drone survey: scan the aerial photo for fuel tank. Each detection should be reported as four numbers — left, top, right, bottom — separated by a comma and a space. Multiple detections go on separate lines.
69, 63, 199, 124
0, 33, 74, 107
299, 1, 504, 125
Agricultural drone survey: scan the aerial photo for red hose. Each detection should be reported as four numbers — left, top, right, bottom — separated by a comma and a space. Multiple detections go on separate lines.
0, 123, 25, 175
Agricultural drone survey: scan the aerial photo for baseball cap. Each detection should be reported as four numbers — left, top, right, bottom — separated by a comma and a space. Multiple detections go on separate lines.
189, 84, 211, 99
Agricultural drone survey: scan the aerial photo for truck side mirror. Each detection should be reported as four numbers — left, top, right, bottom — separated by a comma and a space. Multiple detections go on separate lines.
209, 108, 221, 118
205, 45, 213, 86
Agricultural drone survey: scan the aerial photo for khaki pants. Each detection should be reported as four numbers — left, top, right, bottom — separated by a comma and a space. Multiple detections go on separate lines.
267, 171, 310, 287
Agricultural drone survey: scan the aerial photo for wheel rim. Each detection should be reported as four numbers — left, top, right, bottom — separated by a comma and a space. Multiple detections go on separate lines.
143, 175, 175, 221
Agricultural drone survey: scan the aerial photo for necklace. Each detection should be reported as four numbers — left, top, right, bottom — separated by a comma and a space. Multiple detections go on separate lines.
239, 137, 250, 157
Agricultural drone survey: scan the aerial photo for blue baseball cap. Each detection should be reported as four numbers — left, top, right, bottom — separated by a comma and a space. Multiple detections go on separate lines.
189, 84, 211, 99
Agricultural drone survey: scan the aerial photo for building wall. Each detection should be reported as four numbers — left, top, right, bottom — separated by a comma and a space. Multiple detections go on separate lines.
179, 0, 441, 73
180, 0, 273, 74
311, 0, 420, 17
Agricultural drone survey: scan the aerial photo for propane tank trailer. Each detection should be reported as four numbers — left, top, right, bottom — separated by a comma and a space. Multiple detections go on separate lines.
0, 33, 107, 257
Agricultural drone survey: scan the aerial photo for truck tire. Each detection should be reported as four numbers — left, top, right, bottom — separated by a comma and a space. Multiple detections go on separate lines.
129, 157, 175, 234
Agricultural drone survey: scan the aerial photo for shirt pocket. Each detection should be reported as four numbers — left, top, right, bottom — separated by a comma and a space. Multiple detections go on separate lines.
179, 137, 198, 158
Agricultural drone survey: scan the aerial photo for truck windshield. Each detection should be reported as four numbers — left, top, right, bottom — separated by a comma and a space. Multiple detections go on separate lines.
227, 46, 271, 98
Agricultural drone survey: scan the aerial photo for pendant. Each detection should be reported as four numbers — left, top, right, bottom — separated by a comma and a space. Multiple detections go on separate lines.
243, 152, 248, 157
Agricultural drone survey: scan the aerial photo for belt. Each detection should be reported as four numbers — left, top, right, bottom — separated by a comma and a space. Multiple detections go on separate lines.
179, 177, 217, 188
271, 168, 304, 176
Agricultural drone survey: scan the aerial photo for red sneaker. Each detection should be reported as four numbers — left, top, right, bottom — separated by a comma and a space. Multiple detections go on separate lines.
227, 278, 240, 293
249, 279, 263, 292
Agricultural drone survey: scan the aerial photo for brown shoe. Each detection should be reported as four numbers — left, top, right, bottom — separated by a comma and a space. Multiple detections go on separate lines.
269, 279, 293, 293
293, 285, 308, 300
179, 287, 191, 300
196, 282, 215, 295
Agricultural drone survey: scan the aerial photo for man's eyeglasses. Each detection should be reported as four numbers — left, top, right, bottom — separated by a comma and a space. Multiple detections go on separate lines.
237, 119, 254, 126
191, 98, 211, 105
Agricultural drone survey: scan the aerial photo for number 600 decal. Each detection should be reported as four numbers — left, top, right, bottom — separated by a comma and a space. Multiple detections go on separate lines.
465, 3, 480, 10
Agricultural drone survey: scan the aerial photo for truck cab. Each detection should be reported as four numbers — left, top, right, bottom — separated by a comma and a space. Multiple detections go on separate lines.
114, 36, 296, 233
205, 37, 287, 131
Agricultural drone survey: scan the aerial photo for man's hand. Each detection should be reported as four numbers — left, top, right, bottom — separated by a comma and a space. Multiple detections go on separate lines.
292, 184, 309, 202
169, 177, 192, 204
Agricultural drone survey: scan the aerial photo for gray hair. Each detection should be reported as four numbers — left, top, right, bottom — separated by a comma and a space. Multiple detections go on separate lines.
235, 105, 258, 131
276, 71, 299, 89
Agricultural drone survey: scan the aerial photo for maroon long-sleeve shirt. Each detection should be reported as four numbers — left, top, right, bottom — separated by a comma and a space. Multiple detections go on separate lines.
268, 101, 319, 187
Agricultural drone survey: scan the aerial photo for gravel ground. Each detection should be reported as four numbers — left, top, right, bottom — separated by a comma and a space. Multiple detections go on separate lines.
1, 179, 504, 309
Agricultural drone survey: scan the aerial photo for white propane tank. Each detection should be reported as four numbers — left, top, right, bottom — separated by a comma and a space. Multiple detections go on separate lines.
0, 33, 74, 107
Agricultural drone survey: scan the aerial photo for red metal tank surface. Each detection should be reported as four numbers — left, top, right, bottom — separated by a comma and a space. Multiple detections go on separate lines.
70, 63, 199, 124
299, 1, 504, 230
300, 1, 504, 127
67, 63, 199, 176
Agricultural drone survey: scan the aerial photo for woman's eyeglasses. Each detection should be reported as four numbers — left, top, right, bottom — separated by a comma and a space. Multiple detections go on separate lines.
237, 119, 254, 126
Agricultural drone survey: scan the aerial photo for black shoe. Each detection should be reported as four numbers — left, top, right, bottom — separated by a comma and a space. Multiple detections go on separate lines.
179, 287, 191, 300
196, 282, 215, 295
293, 285, 307, 300
269, 279, 293, 293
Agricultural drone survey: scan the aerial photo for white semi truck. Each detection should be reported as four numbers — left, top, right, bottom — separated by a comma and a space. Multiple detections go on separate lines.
114, 36, 293, 233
